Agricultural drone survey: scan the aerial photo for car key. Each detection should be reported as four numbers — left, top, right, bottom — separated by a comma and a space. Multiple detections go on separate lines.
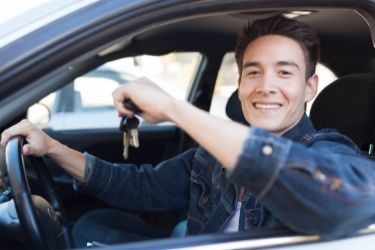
119, 100, 141, 159
120, 115, 140, 147
120, 116, 140, 159
120, 126, 130, 160
123, 99, 141, 114
123, 100, 141, 148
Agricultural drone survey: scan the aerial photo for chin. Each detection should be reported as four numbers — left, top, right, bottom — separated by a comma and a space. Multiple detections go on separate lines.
249, 120, 281, 133
247, 114, 275, 125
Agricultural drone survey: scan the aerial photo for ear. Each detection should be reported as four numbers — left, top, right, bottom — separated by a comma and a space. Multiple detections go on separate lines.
237, 77, 241, 98
305, 74, 318, 102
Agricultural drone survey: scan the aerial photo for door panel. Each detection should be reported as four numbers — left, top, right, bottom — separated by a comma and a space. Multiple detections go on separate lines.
46, 125, 179, 164
28, 124, 180, 194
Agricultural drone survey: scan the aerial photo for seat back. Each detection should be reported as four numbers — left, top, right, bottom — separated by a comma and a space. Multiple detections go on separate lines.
225, 89, 248, 124
310, 73, 375, 154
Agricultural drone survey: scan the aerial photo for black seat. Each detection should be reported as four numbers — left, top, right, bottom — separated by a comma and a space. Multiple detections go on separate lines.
310, 73, 375, 154
225, 89, 248, 125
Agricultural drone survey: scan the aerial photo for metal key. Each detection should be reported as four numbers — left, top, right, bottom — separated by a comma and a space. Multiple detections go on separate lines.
123, 100, 141, 148
119, 100, 141, 160
121, 115, 140, 147
129, 127, 139, 148
120, 116, 140, 159
121, 127, 130, 160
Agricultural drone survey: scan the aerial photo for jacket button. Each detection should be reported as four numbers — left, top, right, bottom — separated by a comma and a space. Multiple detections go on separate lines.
262, 145, 273, 155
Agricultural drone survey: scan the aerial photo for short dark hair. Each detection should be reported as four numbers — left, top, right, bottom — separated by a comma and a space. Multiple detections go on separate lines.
235, 15, 320, 80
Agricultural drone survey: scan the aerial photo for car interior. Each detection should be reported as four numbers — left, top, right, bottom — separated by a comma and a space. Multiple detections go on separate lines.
0, 2, 375, 249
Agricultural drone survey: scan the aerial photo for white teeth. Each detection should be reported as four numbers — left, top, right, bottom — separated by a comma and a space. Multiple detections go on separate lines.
254, 103, 281, 109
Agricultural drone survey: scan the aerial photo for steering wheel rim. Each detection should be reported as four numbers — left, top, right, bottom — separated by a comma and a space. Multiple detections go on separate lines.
5, 136, 74, 249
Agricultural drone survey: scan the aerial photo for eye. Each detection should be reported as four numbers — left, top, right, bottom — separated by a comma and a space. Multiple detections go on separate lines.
279, 70, 292, 77
247, 71, 260, 77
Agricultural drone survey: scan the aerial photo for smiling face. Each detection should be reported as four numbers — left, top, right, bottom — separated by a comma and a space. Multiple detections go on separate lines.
238, 35, 318, 135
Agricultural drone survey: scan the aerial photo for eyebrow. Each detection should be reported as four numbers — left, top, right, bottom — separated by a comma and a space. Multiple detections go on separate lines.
242, 60, 300, 71
277, 60, 300, 70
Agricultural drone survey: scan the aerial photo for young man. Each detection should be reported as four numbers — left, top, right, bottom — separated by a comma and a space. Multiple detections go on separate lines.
1, 16, 375, 246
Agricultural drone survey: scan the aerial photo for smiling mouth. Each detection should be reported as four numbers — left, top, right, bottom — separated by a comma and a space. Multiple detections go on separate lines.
253, 102, 282, 110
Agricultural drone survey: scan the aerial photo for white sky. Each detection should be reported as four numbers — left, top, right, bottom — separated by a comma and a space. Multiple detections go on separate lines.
0, 0, 50, 24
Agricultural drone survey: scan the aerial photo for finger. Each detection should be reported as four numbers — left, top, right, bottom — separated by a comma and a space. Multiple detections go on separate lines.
23, 144, 42, 156
112, 90, 134, 117
1, 127, 25, 147
22, 144, 31, 155
5, 122, 31, 138
0, 121, 33, 147
115, 99, 134, 117
0, 130, 9, 147
118, 102, 134, 116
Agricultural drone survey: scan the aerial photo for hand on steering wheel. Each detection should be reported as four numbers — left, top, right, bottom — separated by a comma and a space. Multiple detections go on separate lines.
5, 136, 74, 250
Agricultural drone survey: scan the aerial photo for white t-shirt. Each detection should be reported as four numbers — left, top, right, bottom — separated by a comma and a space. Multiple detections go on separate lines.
222, 202, 242, 233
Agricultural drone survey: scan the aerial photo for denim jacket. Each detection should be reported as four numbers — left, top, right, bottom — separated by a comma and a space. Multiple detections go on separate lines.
76, 114, 375, 239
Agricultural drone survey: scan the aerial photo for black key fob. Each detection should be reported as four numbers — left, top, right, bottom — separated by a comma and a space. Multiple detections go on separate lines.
120, 116, 140, 131
123, 99, 141, 114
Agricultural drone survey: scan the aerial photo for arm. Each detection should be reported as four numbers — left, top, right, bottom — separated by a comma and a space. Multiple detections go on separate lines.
1, 77, 246, 182
1, 120, 86, 182
1, 77, 247, 179
167, 100, 248, 170
112, 77, 249, 170
1, 118, 192, 211
77, 150, 194, 211
230, 128, 375, 238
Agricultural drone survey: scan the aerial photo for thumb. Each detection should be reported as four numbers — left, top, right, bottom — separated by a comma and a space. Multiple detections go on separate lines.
22, 144, 32, 155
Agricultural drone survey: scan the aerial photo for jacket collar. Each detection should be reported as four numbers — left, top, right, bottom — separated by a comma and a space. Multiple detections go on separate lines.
282, 113, 316, 142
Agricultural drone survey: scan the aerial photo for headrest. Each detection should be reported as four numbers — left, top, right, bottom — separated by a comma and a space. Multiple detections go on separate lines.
225, 89, 248, 124
310, 73, 375, 149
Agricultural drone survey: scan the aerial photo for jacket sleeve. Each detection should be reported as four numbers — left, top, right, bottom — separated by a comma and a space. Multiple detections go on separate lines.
74, 148, 196, 212
228, 127, 375, 239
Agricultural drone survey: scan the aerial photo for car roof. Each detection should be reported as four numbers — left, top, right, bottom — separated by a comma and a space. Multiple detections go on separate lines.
0, 0, 99, 48
0, 1, 373, 81
111, 8, 373, 76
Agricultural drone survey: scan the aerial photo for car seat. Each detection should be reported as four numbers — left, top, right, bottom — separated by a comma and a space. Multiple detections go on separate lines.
309, 73, 375, 156
225, 89, 248, 125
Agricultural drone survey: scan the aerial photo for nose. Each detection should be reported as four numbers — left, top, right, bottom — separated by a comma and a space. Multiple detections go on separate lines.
255, 73, 277, 94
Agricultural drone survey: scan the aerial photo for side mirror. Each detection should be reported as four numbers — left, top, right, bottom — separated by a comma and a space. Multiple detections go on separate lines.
27, 103, 51, 127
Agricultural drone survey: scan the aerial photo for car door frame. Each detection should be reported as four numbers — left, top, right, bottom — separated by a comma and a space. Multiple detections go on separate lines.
0, 0, 375, 249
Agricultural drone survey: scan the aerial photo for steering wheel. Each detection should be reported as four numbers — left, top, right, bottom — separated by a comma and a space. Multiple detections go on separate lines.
5, 136, 74, 249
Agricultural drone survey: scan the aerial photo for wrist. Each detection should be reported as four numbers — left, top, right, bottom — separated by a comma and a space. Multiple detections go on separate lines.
46, 138, 62, 156
164, 99, 188, 123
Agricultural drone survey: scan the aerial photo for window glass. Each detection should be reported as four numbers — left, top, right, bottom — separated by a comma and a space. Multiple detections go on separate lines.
306, 63, 337, 114
28, 52, 201, 130
209, 52, 337, 120
210, 53, 239, 120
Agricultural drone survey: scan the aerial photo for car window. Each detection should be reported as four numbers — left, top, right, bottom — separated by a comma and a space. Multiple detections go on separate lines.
209, 52, 337, 120
28, 52, 201, 130
210, 53, 239, 120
